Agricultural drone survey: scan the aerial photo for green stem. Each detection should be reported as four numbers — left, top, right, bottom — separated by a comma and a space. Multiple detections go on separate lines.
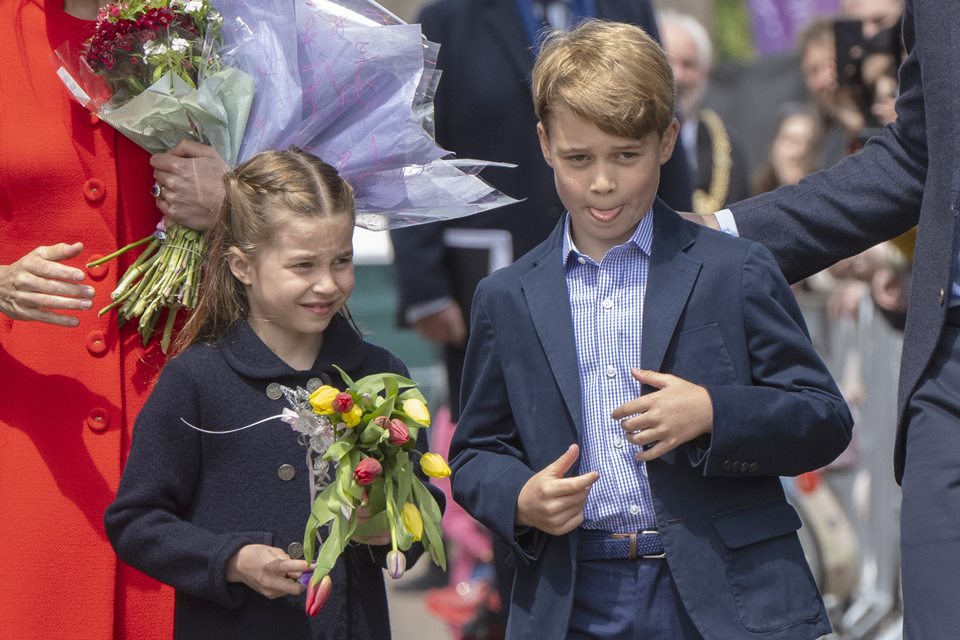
86, 235, 155, 268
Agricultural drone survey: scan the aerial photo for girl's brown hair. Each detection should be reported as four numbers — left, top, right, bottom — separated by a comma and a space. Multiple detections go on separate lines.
173, 149, 355, 354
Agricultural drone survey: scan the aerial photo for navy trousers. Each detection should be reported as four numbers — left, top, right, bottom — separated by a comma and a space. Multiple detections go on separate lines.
567, 558, 703, 640
901, 324, 960, 639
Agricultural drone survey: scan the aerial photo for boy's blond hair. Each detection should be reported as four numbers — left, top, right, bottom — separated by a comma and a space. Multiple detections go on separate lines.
532, 20, 675, 139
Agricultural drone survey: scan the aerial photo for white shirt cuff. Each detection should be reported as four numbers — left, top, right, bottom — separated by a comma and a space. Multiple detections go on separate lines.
714, 208, 740, 237
405, 297, 456, 324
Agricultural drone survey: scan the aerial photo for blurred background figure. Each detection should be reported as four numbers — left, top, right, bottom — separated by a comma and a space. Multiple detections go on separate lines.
660, 9, 751, 214
752, 102, 822, 195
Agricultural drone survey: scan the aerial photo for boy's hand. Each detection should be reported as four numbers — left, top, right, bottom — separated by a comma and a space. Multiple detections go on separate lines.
516, 444, 599, 536
613, 369, 713, 462
226, 544, 309, 599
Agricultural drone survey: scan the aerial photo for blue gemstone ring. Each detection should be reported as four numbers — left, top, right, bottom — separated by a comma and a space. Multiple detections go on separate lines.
150, 183, 164, 198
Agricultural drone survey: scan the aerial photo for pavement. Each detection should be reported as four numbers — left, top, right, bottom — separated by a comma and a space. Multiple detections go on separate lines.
386, 558, 455, 640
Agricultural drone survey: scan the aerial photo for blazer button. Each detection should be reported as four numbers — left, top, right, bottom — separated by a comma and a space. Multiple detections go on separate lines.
86, 408, 110, 433
940, 289, 946, 307
266, 382, 283, 400
83, 178, 106, 203
86, 255, 109, 280
306, 377, 323, 393
86, 330, 109, 356
287, 542, 304, 559
748, 462, 759, 473
739, 462, 752, 473
278, 464, 296, 481
722, 460, 733, 472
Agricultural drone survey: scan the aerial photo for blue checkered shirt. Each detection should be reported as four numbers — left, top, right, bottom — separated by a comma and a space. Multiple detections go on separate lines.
562, 211, 657, 533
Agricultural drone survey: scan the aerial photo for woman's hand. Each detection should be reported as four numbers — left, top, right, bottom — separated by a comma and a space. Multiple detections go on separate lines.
0, 242, 94, 326
353, 505, 392, 546
225, 544, 309, 599
150, 140, 227, 232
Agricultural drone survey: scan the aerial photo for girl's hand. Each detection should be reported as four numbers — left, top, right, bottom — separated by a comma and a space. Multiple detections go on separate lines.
0, 243, 94, 326
353, 505, 391, 546
225, 544, 309, 599
150, 140, 227, 232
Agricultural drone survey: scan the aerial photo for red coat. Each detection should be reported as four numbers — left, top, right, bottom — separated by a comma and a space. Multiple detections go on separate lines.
0, 2, 173, 638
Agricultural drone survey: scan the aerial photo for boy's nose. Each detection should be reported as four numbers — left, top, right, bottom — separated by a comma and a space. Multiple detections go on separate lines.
591, 173, 615, 194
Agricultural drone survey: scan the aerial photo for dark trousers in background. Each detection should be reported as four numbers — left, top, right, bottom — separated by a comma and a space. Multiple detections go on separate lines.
567, 558, 703, 640
901, 323, 960, 639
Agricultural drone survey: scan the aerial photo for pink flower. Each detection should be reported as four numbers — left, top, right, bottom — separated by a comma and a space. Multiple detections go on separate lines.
332, 392, 354, 413
387, 419, 410, 446
353, 457, 382, 486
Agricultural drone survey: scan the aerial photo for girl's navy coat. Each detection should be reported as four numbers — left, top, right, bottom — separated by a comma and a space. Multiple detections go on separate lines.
106, 316, 435, 639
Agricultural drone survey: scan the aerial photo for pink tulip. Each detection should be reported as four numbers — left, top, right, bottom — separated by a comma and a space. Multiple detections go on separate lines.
353, 457, 383, 485
387, 418, 410, 446
332, 392, 354, 413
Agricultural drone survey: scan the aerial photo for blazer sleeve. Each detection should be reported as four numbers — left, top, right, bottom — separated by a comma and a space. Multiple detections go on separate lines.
104, 358, 270, 610
729, 2, 924, 283
697, 242, 854, 476
449, 280, 545, 565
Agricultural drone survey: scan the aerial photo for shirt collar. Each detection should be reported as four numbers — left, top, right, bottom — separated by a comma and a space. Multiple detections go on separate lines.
561, 207, 654, 267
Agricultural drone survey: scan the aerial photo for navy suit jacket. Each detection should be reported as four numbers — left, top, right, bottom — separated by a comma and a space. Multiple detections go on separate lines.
729, 0, 948, 482
450, 202, 853, 639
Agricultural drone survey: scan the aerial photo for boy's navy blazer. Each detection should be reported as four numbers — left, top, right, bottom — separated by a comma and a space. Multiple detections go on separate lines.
450, 201, 853, 639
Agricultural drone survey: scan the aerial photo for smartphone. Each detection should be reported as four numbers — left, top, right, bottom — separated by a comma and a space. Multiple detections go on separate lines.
834, 19, 864, 86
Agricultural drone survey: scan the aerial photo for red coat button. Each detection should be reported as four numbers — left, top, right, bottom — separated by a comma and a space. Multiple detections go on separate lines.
86, 408, 110, 433
86, 255, 109, 280
86, 330, 108, 356
83, 178, 105, 203
89, 113, 101, 125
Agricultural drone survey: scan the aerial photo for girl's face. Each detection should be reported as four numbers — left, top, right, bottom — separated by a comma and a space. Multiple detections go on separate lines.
771, 113, 817, 186
229, 212, 355, 365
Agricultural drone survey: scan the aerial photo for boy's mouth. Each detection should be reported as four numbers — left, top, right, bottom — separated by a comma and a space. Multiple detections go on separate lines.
589, 205, 622, 221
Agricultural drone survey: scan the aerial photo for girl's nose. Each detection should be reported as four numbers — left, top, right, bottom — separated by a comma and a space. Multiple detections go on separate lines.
312, 271, 336, 295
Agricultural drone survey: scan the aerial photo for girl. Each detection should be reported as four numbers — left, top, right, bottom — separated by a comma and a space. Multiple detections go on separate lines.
106, 149, 430, 639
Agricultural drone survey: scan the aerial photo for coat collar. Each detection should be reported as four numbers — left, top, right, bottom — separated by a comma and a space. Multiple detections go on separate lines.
218, 314, 366, 382
520, 200, 701, 435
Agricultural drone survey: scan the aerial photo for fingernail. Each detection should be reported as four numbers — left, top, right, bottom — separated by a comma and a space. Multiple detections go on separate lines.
84, 287, 95, 297
81, 300, 92, 310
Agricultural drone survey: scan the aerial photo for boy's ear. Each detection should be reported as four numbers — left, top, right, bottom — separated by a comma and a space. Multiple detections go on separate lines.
658, 118, 680, 165
226, 246, 253, 286
536, 121, 555, 168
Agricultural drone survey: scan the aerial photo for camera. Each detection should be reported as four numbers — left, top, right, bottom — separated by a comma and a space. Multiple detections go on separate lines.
833, 18, 902, 129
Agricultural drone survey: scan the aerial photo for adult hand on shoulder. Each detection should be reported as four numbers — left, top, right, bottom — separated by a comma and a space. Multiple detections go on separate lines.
412, 302, 467, 347
516, 444, 598, 536
226, 544, 309, 599
614, 369, 713, 462
0, 242, 94, 326
151, 140, 227, 231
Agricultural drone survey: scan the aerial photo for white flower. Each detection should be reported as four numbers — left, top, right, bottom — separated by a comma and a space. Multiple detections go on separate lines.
184, 0, 203, 11
171, 38, 191, 53
144, 41, 168, 56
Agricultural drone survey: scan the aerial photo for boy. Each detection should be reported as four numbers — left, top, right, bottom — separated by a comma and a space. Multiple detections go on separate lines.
448, 20, 853, 640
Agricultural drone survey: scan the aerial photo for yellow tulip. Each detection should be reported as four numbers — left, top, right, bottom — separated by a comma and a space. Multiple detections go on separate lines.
401, 503, 423, 541
419, 452, 451, 479
342, 405, 363, 428
403, 398, 431, 426
309, 385, 339, 415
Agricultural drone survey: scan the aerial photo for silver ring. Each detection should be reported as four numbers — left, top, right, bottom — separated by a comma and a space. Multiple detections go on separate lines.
151, 183, 164, 198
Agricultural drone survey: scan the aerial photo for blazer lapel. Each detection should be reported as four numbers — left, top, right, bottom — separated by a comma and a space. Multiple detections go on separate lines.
482, 0, 534, 87
521, 225, 583, 435
641, 201, 702, 374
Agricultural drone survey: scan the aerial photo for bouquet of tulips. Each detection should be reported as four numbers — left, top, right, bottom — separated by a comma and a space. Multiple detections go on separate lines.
278, 367, 448, 617
54, 0, 254, 350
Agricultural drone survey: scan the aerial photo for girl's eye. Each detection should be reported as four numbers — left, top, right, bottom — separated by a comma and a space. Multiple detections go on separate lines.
334, 255, 354, 266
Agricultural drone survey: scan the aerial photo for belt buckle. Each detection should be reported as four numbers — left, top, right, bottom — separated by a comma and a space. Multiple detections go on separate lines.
639, 529, 666, 559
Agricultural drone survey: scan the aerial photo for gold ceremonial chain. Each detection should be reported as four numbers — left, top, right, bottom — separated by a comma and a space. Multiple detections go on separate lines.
692, 108, 733, 215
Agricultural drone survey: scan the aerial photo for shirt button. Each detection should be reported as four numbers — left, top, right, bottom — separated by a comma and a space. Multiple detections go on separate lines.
606, 365, 617, 378
85, 407, 110, 433
86, 330, 108, 356
86, 255, 109, 280
577, 257, 586, 265
266, 382, 283, 400
628, 504, 641, 515
277, 464, 296, 481
613, 438, 625, 449
602, 298, 614, 309
306, 377, 323, 393
83, 178, 106, 203
287, 542, 304, 559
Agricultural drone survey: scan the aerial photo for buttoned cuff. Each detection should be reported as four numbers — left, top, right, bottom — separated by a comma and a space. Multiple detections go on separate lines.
714, 208, 740, 237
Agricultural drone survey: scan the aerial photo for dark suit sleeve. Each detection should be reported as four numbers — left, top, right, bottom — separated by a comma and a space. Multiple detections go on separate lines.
449, 280, 544, 565
698, 243, 854, 476
729, 2, 924, 283
104, 359, 269, 609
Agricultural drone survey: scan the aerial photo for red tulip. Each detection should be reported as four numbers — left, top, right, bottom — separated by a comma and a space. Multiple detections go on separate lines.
305, 574, 332, 617
332, 392, 354, 413
353, 457, 383, 485
387, 418, 410, 446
